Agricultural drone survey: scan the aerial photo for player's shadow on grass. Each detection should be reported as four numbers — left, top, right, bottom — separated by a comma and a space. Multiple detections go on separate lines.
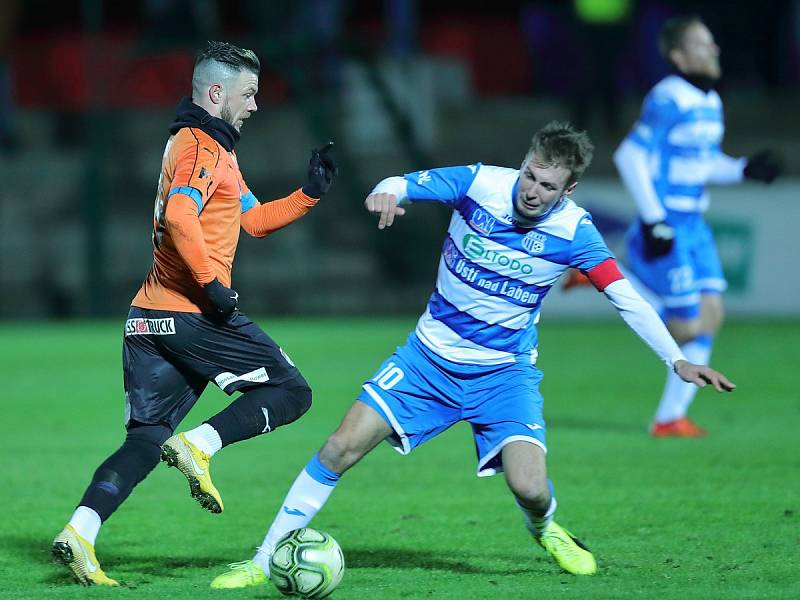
345, 547, 542, 575
548, 416, 643, 433
1, 534, 234, 584
110, 552, 237, 577
2, 534, 86, 586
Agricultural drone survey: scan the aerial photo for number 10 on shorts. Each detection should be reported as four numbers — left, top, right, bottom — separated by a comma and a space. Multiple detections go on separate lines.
374, 362, 404, 390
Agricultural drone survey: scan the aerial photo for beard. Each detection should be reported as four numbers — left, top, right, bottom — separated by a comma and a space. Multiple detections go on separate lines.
220, 101, 235, 128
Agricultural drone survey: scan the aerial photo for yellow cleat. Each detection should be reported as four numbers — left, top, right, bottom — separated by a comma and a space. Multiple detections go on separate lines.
52, 525, 120, 586
210, 560, 268, 589
537, 521, 597, 575
161, 433, 224, 513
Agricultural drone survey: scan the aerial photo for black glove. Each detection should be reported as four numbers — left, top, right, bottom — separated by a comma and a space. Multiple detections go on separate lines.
302, 141, 338, 198
641, 220, 675, 260
744, 150, 782, 184
203, 277, 238, 322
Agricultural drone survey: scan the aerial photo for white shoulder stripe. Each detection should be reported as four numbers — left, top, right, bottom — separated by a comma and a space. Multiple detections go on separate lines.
465, 165, 519, 217
531, 199, 588, 240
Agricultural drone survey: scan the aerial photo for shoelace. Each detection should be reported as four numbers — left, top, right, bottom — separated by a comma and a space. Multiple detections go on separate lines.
226, 560, 255, 572
544, 530, 581, 557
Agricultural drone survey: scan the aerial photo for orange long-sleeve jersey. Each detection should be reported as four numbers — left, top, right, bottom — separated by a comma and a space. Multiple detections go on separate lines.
131, 127, 317, 313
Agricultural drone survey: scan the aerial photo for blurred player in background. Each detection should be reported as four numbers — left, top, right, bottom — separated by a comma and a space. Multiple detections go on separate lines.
614, 16, 780, 437
51, 41, 337, 586
210, 121, 735, 588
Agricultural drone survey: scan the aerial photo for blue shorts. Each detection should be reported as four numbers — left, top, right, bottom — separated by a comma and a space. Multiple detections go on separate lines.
357, 333, 545, 477
626, 216, 726, 320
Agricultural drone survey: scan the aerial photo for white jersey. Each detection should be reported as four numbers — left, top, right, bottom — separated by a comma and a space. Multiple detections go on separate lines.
625, 74, 727, 215
396, 164, 615, 365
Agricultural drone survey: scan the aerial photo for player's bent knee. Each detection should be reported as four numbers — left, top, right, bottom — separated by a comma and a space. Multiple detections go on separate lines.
319, 432, 364, 474
291, 385, 313, 420
509, 481, 550, 512
270, 383, 312, 429
667, 318, 702, 344
702, 303, 724, 334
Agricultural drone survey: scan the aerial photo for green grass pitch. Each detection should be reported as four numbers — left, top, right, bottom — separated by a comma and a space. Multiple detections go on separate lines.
0, 317, 797, 599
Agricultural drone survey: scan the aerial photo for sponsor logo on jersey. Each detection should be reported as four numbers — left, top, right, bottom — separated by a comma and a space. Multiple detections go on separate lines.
124, 317, 176, 336
462, 233, 534, 275
521, 231, 546, 254
417, 170, 432, 185
469, 208, 496, 235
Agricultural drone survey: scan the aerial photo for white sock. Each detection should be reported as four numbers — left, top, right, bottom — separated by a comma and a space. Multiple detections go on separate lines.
253, 458, 339, 574
518, 496, 557, 539
184, 423, 222, 457
68, 506, 101, 546
654, 336, 713, 423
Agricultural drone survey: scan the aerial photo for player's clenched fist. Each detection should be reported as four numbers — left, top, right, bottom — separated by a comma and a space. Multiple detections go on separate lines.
303, 142, 338, 199
203, 277, 239, 323
364, 193, 406, 229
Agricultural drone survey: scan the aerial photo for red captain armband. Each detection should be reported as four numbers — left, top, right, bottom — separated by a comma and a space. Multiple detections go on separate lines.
585, 258, 624, 291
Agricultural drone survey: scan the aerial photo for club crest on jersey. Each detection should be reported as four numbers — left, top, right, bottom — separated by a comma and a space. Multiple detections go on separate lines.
125, 318, 176, 336
469, 208, 496, 235
522, 231, 546, 254
443, 237, 459, 269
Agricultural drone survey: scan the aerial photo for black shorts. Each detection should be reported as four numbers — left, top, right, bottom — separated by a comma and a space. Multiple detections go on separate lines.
122, 307, 306, 430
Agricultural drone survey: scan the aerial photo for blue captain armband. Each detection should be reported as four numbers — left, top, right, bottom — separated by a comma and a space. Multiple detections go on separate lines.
240, 191, 258, 213
168, 186, 203, 214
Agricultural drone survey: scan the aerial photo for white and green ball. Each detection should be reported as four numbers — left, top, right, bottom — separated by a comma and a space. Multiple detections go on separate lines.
269, 528, 345, 599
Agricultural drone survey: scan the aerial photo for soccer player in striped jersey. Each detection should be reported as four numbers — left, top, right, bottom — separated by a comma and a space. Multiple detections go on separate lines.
51, 41, 337, 586
211, 121, 735, 588
614, 16, 780, 437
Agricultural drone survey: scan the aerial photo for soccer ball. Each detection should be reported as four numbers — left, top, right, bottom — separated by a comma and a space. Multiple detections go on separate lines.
269, 528, 345, 598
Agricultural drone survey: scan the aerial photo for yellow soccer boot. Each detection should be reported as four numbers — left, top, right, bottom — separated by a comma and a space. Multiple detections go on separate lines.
210, 560, 268, 589
161, 432, 223, 513
52, 525, 119, 586
537, 521, 597, 575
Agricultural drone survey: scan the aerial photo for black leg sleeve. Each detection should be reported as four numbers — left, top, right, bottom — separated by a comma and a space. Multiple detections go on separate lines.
206, 381, 312, 448
77, 421, 172, 521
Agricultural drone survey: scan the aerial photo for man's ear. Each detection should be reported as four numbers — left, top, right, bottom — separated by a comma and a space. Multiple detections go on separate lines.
208, 83, 223, 105
564, 181, 578, 196
668, 48, 685, 72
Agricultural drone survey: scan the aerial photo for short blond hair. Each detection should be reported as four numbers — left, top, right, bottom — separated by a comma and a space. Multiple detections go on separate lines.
525, 121, 594, 185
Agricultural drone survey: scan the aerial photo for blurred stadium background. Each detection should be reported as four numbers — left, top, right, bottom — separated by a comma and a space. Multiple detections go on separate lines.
0, 0, 798, 319
1, 3, 798, 597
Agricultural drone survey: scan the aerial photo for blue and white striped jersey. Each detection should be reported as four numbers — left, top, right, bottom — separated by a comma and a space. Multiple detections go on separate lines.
626, 74, 724, 214
403, 163, 613, 365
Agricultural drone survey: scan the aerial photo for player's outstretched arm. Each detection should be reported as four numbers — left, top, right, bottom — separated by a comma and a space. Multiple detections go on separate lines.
600, 276, 736, 392
364, 192, 406, 229
674, 360, 736, 392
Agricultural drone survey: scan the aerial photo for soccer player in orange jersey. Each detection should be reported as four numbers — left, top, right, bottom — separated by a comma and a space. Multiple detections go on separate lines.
51, 41, 337, 586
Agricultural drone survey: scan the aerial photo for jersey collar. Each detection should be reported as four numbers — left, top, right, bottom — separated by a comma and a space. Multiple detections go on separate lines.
168, 97, 240, 151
